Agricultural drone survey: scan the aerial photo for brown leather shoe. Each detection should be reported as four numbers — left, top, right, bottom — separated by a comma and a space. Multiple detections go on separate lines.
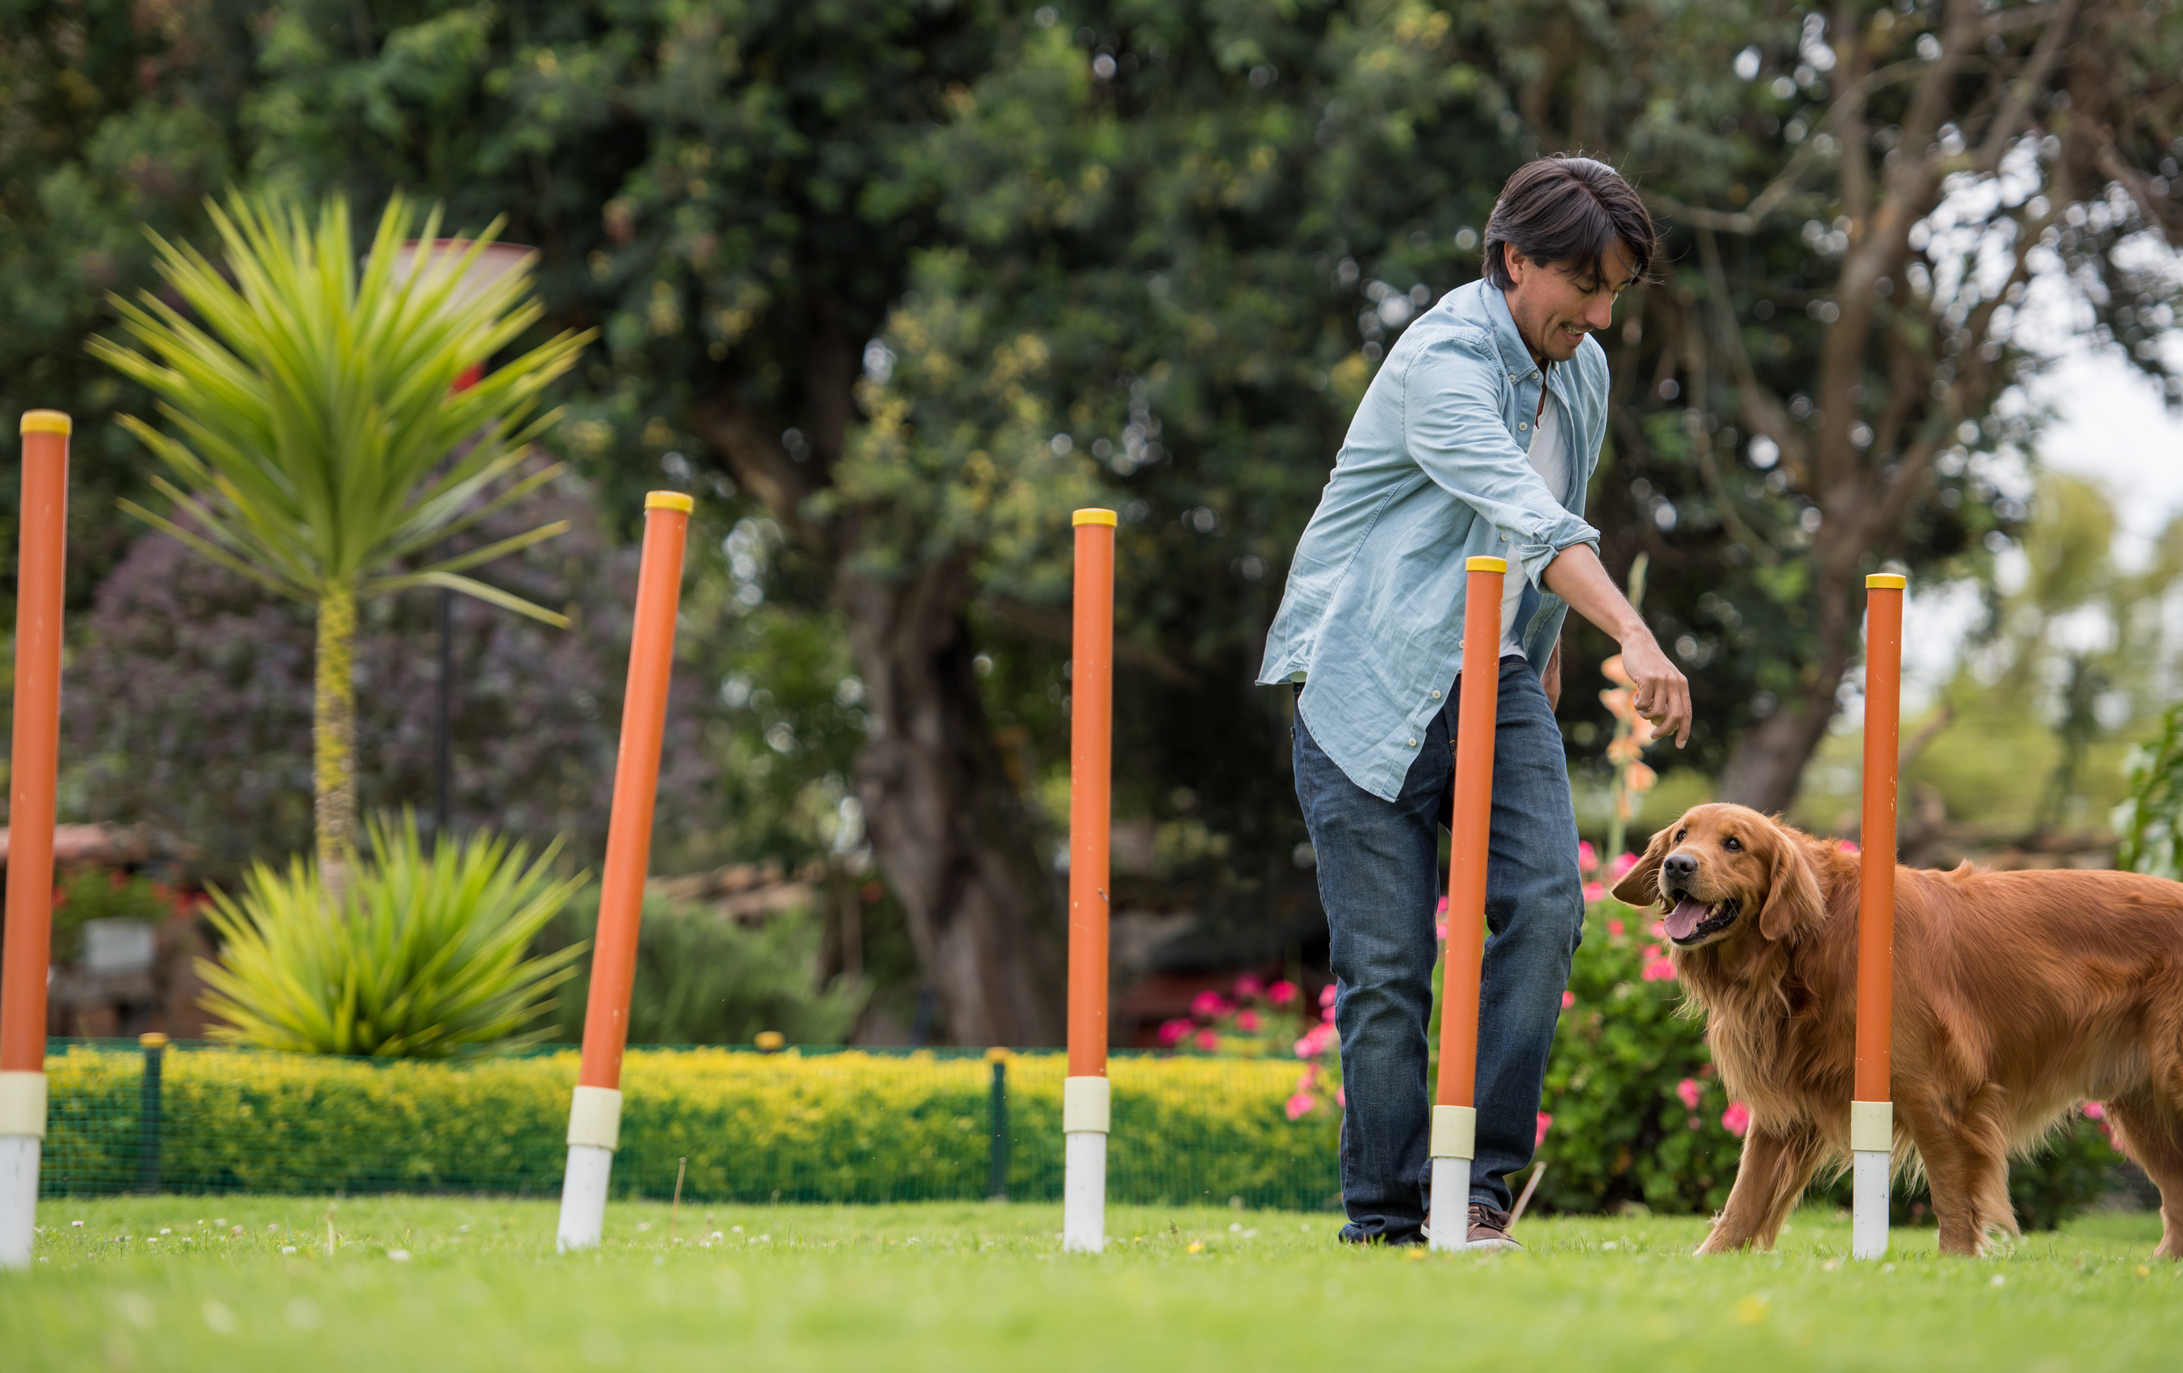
1465, 1203, 1523, 1251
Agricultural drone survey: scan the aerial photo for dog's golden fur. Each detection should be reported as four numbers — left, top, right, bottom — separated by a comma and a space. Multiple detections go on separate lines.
1612, 803, 2183, 1259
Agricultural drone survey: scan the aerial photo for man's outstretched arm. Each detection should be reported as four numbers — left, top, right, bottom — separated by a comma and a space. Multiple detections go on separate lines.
1540, 543, 1692, 747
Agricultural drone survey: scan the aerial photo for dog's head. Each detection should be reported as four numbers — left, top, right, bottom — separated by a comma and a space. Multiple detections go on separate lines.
1608, 803, 1825, 949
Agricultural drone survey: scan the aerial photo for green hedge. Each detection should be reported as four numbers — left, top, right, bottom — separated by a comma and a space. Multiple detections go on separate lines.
42, 1046, 1340, 1210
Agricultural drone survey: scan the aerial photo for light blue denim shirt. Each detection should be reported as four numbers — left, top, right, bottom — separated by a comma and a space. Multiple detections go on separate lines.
1259, 277, 1607, 802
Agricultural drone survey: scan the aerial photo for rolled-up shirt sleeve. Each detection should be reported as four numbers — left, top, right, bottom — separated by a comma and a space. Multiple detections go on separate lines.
1403, 335, 1600, 587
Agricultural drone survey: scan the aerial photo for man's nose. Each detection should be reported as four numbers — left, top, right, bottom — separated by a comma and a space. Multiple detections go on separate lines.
1585, 294, 1616, 331
1662, 852, 1698, 882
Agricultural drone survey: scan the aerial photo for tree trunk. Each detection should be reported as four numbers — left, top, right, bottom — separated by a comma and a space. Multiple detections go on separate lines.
314, 579, 358, 907
1715, 554, 1863, 815
838, 552, 1064, 1046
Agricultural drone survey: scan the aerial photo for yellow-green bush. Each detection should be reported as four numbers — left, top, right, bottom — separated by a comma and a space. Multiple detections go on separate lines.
42, 1046, 1338, 1209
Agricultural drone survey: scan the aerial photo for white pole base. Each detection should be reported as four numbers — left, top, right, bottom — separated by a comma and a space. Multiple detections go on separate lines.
0, 1135, 38, 1271
1427, 1155, 1472, 1252
1851, 1148, 1890, 1260
1062, 1130, 1106, 1253
557, 1143, 615, 1253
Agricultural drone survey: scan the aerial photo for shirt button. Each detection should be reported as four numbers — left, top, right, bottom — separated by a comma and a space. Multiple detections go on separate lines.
1407, 737, 1419, 748
1518, 421, 1529, 431
1431, 690, 1442, 699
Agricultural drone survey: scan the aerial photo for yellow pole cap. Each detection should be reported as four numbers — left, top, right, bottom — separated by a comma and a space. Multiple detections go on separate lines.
1072, 508, 1117, 527
1466, 555, 1509, 573
139, 1032, 170, 1049
19, 410, 71, 436
1865, 573, 1907, 590
644, 491, 695, 514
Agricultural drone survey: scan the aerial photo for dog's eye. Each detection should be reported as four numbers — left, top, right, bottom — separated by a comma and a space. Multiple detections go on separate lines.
1674, 828, 1687, 843
1724, 836, 1742, 852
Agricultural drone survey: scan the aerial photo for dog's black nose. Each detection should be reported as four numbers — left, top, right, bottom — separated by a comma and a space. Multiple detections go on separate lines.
1662, 852, 1698, 881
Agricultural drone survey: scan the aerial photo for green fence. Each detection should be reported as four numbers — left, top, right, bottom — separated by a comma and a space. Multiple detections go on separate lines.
41, 1041, 1341, 1210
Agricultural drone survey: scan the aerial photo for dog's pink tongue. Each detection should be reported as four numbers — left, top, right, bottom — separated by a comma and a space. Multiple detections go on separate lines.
1664, 898, 1709, 941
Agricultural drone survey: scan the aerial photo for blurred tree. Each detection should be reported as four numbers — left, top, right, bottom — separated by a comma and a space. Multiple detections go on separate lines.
11, 0, 2183, 1040
1495, 0, 2183, 809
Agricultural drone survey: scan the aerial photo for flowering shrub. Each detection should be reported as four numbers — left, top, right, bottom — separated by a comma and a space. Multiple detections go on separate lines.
1157, 975, 1311, 1061
1598, 655, 1662, 865
50, 867, 193, 966
1534, 894, 1746, 1215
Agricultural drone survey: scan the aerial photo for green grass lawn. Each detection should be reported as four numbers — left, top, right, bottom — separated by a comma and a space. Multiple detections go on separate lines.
7, 1195, 2176, 1370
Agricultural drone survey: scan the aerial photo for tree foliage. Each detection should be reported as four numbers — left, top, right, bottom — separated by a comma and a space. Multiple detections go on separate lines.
10, 0, 2183, 1041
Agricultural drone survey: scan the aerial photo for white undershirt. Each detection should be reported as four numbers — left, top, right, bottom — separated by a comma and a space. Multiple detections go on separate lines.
1489, 394, 1568, 657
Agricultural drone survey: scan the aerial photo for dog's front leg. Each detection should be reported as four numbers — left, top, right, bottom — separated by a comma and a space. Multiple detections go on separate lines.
1696, 1125, 1822, 1255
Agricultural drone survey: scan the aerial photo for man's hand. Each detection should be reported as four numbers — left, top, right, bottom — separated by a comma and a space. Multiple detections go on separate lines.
1543, 640, 1562, 711
1539, 543, 1692, 747
1613, 631, 1691, 747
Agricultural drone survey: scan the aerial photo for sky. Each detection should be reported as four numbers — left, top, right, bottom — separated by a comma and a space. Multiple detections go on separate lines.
1890, 344, 2181, 719
2031, 350, 2183, 569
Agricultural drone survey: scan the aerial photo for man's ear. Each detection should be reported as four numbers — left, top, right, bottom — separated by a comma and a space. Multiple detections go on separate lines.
1609, 822, 1678, 907
1759, 828, 1826, 941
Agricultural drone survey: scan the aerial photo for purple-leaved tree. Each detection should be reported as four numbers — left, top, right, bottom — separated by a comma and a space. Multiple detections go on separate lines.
65, 471, 717, 879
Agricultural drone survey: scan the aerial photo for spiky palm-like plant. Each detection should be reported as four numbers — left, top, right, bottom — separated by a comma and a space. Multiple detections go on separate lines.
90, 191, 590, 896
196, 812, 589, 1057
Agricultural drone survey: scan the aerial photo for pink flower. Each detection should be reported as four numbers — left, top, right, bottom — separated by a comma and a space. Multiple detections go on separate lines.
1609, 851, 1640, 880
1607, 919, 1625, 938
1583, 882, 1606, 903
1436, 896, 1449, 915
1268, 980, 1299, 1006
1560, 990, 1576, 1011
1535, 1113, 1553, 1148
1234, 974, 1265, 999
1721, 1101, 1750, 1137
1235, 1010, 1262, 1032
1650, 921, 1666, 939
1157, 1018, 1192, 1047
1641, 952, 1677, 983
1297, 1068, 1316, 1091
1294, 1023, 1338, 1059
1676, 1078, 1702, 1110
1578, 840, 1599, 875
1194, 1029, 1220, 1051
1435, 921, 1448, 943
1285, 1092, 1318, 1121
1687, 1114, 1702, 1131
1837, 839, 1860, 855
2084, 1101, 2105, 1120
1319, 984, 1338, 1010
1190, 990, 1233, 1019
1336, 1086, 1346, 1108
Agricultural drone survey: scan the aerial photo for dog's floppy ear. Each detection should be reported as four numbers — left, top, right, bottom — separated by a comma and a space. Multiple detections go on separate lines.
1609, 821, 1678, 907
1759, 825, 1826, 941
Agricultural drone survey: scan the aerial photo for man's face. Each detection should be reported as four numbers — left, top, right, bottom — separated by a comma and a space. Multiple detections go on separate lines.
1502, 238, 1637, 365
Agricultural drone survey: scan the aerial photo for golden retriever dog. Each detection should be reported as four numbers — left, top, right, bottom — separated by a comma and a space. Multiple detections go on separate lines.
1610, 802, 2183, 1259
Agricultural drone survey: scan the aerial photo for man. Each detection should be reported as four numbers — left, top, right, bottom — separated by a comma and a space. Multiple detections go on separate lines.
1260, 155, 1693, 1249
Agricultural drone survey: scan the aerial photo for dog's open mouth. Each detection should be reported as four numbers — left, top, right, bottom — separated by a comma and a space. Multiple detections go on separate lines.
1664, 892, 1740, 944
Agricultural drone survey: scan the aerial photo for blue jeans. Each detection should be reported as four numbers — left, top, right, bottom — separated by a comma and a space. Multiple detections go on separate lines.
1294, 655, 1583, 1244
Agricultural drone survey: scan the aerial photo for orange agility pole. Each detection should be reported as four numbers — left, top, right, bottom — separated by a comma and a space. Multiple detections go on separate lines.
1428, 555, 1504, 1252
0, 411, 70, 1271
1063, 508, 1116, 1253
1852, 572, 1905, 1259
556, 490, 693, 1252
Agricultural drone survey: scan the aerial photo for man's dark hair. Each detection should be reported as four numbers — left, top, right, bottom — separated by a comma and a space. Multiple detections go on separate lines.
1481, 155, 1658, 292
